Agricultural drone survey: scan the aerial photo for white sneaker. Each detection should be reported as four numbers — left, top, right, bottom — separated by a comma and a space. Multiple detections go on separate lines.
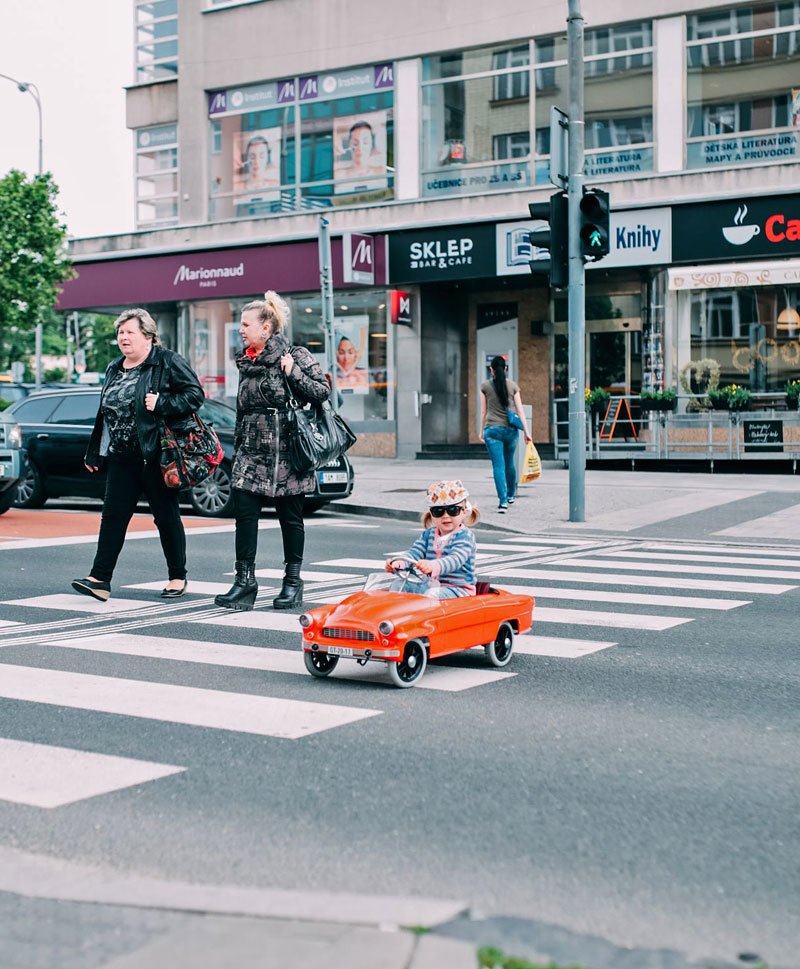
508, 496, 516, 505
498, 503, 508, 513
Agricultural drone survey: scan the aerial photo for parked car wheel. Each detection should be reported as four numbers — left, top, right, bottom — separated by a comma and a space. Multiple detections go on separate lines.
304, 650, 339, 678
485, 622, 514, 668
188, 462, 234, 517
388, 639, 427, 688
14, 462, 46, 508
0, 486, 17, 515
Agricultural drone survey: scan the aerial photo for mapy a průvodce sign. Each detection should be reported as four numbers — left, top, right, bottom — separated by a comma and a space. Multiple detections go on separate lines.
672, 193, 800, 263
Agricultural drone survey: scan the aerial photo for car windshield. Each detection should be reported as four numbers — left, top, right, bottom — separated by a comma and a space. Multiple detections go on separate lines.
199, 398, 237, 428
363, 567, 440, 595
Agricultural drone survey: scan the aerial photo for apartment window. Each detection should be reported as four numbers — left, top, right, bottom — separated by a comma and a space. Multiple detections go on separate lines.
534, 22, 653, 184
207, 65, 394, 221
136, 124, 178, 227
420, 42, 532, 199
686, 2, 800, 170
135, 0, 178, 82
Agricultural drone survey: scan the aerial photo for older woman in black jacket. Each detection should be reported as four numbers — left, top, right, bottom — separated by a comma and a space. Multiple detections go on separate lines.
72, 308, 204, 602
215, 291, 330, 612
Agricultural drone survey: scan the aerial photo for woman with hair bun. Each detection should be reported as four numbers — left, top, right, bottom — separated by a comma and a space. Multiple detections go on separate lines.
479, 355, 532, 513
215, 291, 330, 612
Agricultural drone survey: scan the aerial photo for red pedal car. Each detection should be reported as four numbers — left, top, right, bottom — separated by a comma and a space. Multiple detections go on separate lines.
299, 566, 534, 688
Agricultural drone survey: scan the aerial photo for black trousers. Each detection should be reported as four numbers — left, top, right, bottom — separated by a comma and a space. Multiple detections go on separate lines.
233, 489, 304, 566
91, 456, 187, 582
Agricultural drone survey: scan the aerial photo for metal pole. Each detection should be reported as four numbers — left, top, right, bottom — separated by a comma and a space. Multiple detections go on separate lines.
318, 216, 338, 402
34, 324, 43, 390
65, 314, 73, 382
0, 74, 43, 174
567, 0, 586, 522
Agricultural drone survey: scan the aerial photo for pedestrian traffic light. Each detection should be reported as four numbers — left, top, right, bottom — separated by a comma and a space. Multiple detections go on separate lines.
579, 187, 610, 261
528, 192, 568, 289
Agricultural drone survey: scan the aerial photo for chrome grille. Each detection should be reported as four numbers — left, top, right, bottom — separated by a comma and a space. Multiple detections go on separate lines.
322, 627, 375, 642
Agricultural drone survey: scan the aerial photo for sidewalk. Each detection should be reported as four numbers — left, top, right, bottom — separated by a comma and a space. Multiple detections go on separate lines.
330, 456, 800, 543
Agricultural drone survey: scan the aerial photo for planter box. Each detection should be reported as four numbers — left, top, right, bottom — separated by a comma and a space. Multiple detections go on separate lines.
786, 396, 800, 411
640, 398, 677, 412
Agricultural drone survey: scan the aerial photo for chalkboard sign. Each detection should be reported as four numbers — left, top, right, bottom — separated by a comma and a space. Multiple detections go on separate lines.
743, 419, 784, 453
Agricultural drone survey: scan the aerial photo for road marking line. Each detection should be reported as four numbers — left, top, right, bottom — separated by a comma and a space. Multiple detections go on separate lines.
498, 568, 796, 595
532, 606, 690, 631
0, 665, 381, 738
0, 738, 184, 809
2, 594, 155, 614
514, 634, 616, 657
611, 550, 800, 568
192, 612, 301, 632
549, 556, 800, 580
126, 581, 232, 595
498, 585, 748, 611
0, 620, 23, 628
250, 569, 360, 582
644, 541, 800, 558
48, 633, 515, 693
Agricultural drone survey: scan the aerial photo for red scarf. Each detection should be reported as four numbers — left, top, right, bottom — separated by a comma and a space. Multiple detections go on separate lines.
244, 345, 260, 361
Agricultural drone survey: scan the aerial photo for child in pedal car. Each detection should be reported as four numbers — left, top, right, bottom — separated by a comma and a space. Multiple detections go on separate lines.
386, 479, 480, 599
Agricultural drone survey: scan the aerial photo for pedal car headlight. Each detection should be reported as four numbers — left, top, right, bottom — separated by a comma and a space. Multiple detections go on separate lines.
299, 613, 313, 628
378, 621, 394, 635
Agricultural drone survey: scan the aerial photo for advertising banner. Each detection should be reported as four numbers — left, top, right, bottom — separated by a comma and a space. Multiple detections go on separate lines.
334, 316, 370, 395
233, 128, 282, 201
672, 193, 800, 263
333, 110, 389, 198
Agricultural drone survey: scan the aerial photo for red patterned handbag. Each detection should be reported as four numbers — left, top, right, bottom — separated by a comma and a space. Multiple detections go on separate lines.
158, 414, 224, 489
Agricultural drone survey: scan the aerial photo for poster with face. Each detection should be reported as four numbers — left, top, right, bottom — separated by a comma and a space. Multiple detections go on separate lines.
333, 110, 388, 196
334, 315, 369, 395
233, 127, 282, 200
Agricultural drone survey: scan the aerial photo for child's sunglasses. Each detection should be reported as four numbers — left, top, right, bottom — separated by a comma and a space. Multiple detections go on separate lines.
430, 503, 465, 518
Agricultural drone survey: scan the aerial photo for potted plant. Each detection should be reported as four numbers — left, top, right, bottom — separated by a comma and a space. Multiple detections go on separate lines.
640, 388, 677, 412
707, 384, 753, 411
584, 387, 610, 416
785, 379, 800, 411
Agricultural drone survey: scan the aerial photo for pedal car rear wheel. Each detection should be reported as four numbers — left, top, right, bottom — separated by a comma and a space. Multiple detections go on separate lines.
485, 622, 514, 668
388, 639, 427, 688
304, 650, 339, 678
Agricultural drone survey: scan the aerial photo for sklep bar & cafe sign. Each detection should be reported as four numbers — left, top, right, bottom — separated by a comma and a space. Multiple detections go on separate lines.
58, 239, 388, 310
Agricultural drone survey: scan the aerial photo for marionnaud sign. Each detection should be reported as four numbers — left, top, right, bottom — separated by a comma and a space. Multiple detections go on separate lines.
342, 232, 375, 285
495, 206, 672, 275
673, 193, 800, 263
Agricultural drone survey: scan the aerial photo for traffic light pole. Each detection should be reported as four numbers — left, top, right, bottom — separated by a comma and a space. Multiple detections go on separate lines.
567, 0, 586, 522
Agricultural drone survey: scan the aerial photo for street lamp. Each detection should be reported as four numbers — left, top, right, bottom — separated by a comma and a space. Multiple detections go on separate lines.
0, 72, 43, 174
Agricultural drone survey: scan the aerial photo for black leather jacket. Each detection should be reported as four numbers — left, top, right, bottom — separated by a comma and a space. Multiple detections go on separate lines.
85, 345, 204, 465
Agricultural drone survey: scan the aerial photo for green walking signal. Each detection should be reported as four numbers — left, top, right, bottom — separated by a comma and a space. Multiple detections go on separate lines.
579, 188, 610, 262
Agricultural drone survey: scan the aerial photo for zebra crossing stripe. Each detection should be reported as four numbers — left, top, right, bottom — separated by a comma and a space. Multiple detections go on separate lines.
533, 606, 689, 631
0, 738, 184, 809
2, 594, 155, 614
0, 620, 22, 628
604, 550, 800, 569
549, 556, 800, 581
0, 664, 381, 738
644, 541, 800, 559
514, 635, 615, 657
497, 584, 748, 611
47, 633, 515, 692
126, 581, 233, 595
499, 568, 795, 595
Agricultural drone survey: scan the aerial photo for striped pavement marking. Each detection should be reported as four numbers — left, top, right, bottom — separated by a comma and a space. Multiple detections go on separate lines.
549, 556, 800, 581
604, 550, 800, 569
496, 584, 749, 611
643, 541, 800, 559
192, 611, 301, 632
47, 633, 515, 693
513, 634, 615, 658
2, 594, 155, 614
498, 568, 796, 595
126, 581, 232, 596
0, 665, 381, 738
532, 606, 689, 631
0, 620, 23, 628
0, 738, 184, 809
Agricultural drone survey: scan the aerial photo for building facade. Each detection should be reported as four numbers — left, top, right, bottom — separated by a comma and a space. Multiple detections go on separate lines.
60, 0, 800, 456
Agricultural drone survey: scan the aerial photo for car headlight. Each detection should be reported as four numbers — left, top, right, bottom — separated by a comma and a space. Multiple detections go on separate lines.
378, 621, 394, 636
299, 613, 313, 628
7, 423, 22, 448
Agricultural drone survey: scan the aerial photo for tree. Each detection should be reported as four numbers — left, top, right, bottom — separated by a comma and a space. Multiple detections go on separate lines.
0, 170, 73, 371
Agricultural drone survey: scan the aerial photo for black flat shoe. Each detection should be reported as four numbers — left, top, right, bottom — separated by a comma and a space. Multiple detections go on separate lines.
71, 578, 111, 602
161, 580, 188, 599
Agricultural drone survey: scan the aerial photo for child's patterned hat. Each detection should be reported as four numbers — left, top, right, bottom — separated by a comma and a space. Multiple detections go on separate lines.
427, 479, 469, 506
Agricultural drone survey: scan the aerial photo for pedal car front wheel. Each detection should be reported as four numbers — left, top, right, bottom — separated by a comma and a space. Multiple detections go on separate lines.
485, 622, 514, 668
304, 650, 339, 678
388, 639, 427, 688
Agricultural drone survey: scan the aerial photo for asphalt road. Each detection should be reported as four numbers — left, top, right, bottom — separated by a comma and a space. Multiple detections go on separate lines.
0, 508, 797, 967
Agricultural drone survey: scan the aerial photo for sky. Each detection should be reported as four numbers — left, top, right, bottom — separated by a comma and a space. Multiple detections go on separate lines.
0, 0, 134, 239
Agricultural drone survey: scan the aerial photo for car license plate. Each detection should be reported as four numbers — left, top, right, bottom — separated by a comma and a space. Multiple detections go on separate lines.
0, 464, 6, 478
326, 645, 353, 657
320, 471, 347, 484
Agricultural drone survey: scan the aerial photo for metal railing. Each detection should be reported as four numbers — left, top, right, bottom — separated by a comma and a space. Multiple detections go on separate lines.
552, 394, 800, 463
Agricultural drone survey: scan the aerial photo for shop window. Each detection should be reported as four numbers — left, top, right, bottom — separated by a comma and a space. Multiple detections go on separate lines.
289, 291, 393, 424
135, 124, 178, 228
420, 42, 532, 198
135, 0, 178, 83
207, 64, 394, 221
534, 22, 653, 185
686, 2, 800, 170
689, 286, 800, 389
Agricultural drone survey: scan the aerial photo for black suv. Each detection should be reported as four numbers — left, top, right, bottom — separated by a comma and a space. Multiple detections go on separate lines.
2, 388, 354, 517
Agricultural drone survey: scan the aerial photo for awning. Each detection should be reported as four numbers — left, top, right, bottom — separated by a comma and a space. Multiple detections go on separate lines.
669, 259, 800, 290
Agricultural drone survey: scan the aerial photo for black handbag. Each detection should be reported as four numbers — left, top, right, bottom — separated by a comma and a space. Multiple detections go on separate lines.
284, 375, 356, 473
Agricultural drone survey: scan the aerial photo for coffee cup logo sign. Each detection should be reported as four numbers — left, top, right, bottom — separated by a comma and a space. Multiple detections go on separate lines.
722, 204, 761, 246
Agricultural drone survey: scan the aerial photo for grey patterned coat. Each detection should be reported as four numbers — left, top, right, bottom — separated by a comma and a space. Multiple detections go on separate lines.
231, 334, 330, 498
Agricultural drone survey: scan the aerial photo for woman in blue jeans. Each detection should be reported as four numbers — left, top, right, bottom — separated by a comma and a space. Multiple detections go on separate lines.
479, 355, 532, 513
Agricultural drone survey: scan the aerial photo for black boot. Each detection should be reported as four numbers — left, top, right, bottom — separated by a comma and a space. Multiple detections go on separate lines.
214, 560, 258, 610
273, 562, 304, 610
